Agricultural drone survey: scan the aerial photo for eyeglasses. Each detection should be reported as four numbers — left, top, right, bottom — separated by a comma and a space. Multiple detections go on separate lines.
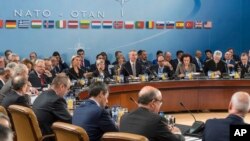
153, 99, 163, 104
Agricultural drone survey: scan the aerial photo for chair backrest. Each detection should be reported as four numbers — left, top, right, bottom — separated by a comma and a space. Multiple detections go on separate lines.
102, 132, 149, 141
0, 105, 8, 115
8, 105, 43, 141
52, 122, 89, 141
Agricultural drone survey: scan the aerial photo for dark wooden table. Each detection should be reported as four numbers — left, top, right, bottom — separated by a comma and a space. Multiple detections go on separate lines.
78, 79, 250, 112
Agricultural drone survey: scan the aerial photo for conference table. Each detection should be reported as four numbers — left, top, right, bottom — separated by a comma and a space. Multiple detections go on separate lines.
78, 79, 250, 112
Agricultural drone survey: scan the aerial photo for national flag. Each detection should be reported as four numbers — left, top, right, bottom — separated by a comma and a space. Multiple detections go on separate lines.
18, 20, 30, 28
194, 21, 203, 29
135, 21, 144, 29
102, 21, 112, 29
68, 20, 78, 28
80, 20, 90, 29
5, 20, 16, 29
56, 20, 66, 29
155, 21, 165, 29
31, 20, 42, 28
166, 21, 175, 29
185, 21, 194, 29
43, 20, 54, 28
0, 20, 3, 28
124, 21, 134, 29
113, 21, 123, 29
204, 21, 212, 29
175, 21, 184, 29
91, 21, 101, 29
146, 21, 154, 29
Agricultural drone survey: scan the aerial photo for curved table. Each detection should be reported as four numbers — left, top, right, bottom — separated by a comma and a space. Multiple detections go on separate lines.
78, 79, 250, 112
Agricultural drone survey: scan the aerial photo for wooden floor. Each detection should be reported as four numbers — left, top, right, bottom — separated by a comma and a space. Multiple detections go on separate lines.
172, 112, 250, 126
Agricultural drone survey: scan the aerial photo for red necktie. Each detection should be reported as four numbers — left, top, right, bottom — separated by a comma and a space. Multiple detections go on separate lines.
40, 74, 45, 86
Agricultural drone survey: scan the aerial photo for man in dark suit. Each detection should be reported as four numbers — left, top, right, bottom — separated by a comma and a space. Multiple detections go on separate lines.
192, 50, 204, 72
72, 82, 118, 141
77, 49, 91, 70
203, 50, 226, 76
32, 74, 72, 136
172, 50, 184, 71
150, 55, 174, 79
120, 86, 184, 141
121, 50, 143, 77
28, 59, 53, 88
1, 75, 30, 108
202, 91, 250, 141
224, 51, 236, 74
0, 69, 11, 90
139, 50, 153, 70
235, 53, 250, 78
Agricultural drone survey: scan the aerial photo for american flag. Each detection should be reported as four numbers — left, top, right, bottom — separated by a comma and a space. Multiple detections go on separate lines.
204, 21, 212, 29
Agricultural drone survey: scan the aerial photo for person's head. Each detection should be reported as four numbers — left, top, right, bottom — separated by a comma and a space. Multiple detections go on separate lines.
224, 51, 232, 60
77, 49, 85, 60
96, 54, 104, 60
52, 51, 62, 62
44, 58, 52, 71
240, 53, 249, 64
0, 56, 5, 68
227, 48, 234, 55
0, 69, 11, 83
0, 124, 13, 141
50, 56, 59, 67
22, 59, 33, 72
138, 86, 162, 113
0, 113, 11, 128
195, 50, 202, 58
29, 52, 37, 63
156, 50, 163, 59
13, 63, 29, 78
50, 73, 71, 97
5, 62, 17, 77
229, 91, 250, 118
100, 52, 108, 61
137, 50, 143, 60
176, 50, 184, 59
4, 50, 12, 59
96, 59, 105, 71
88, 82, 109, 108
181, 54, 192, 66
141, 50, 148, 61
115, 51, 122, 59
213, 50, 222, 63
12, 75, 29, 94
71, 55, 81, 68
34, 59, 45, 75
129, 50, 137, 62
205, 50, 213, 59
157, 55, 165, 67
10, 54, 20, 64
117, 55, 125, 65
164, 51, 172, 62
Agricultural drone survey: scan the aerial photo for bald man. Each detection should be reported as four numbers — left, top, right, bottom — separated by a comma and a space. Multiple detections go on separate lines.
202, 91, 250, 141
120, 86, 184, 141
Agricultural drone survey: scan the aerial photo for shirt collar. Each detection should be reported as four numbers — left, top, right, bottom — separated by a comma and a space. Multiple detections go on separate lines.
89, 97, 100, 107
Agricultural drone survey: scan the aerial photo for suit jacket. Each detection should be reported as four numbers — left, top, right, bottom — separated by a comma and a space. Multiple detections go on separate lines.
0, 79, 4, 90
28, 71, 53, 88
67, 67, 85, 80
202, 114, 245, 141
1, 90, 30, 108
0, 79, 12, 104
172, 59, 180, 72
32, 89, 72, 135
224, 59, 236, 73
120, 107, 184, 141
192, 57, 204, 72
175, 63, 196, 76
203, 60, 226, 76
72, 99, 118, 141
235, 62, 250, 78
84, 59, 91, 68
121, 61, 144, 77
150, 64, 174, 78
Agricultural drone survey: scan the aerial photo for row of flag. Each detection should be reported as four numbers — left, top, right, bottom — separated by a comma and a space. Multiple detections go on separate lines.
0, 20, 212, 29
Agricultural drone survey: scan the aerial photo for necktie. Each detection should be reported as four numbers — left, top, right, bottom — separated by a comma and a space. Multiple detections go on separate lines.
132, 63, 136, 76
40, 74, 45, 86
81, 60, 85, 67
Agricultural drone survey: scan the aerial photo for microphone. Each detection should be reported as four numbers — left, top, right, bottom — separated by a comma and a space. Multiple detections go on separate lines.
129, 97, 138, 105
145, 66, 158, 78
122, 64, 131, 76
179, 102, 204, 135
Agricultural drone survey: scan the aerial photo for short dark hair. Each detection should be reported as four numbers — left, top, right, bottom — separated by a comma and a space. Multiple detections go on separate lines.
138, 91, 157, 105
77, 49, 84, 54
52, 51, 60, 57
12, 75, 28, 91
137, 50, 143, 56
4, 50, 12, 57
88, 82, 108, 97
180, 54, 192, 63
115, 51, 122, 57
176, 50, 184, 56
96, 54, 103, 59
156, 50, 163, 56
0, 125, 12, 141
205, 49, 212, 54
51, 73, 70, 88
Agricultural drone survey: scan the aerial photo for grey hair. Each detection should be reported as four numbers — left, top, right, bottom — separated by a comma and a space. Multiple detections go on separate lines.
35, 59, 45, 65
231, 91, 250, 113
13, 64, 28, 77
213, 50, 222, 58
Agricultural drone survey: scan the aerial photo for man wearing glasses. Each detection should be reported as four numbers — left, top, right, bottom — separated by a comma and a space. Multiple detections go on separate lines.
120, 86, 184, 141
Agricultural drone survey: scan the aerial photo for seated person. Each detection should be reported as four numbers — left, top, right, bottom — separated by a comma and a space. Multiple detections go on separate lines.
235, 52, 250, 78
28, 59, 53, 88
202, 91, 250, 141
52, 51, 69, 72
67, 55, 85, 80
112, 51, 123, 65
72, 82, 118, 141
224, 51, 236, 74
1, 75, 30, 108
203, 50, 226, 77
0, 69, 11, 90
32, 73, 72, 136
192, 50, 204, 72
77, 49, 91, 69
175, 54, 196, 78
92, 59, 111, 80
121, 50, 143, 77
113, 55, 126, 75
150, 55, 174, 79
120, 86, 184, 141
90, 54, 108, 72
0, 124, 13, 141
